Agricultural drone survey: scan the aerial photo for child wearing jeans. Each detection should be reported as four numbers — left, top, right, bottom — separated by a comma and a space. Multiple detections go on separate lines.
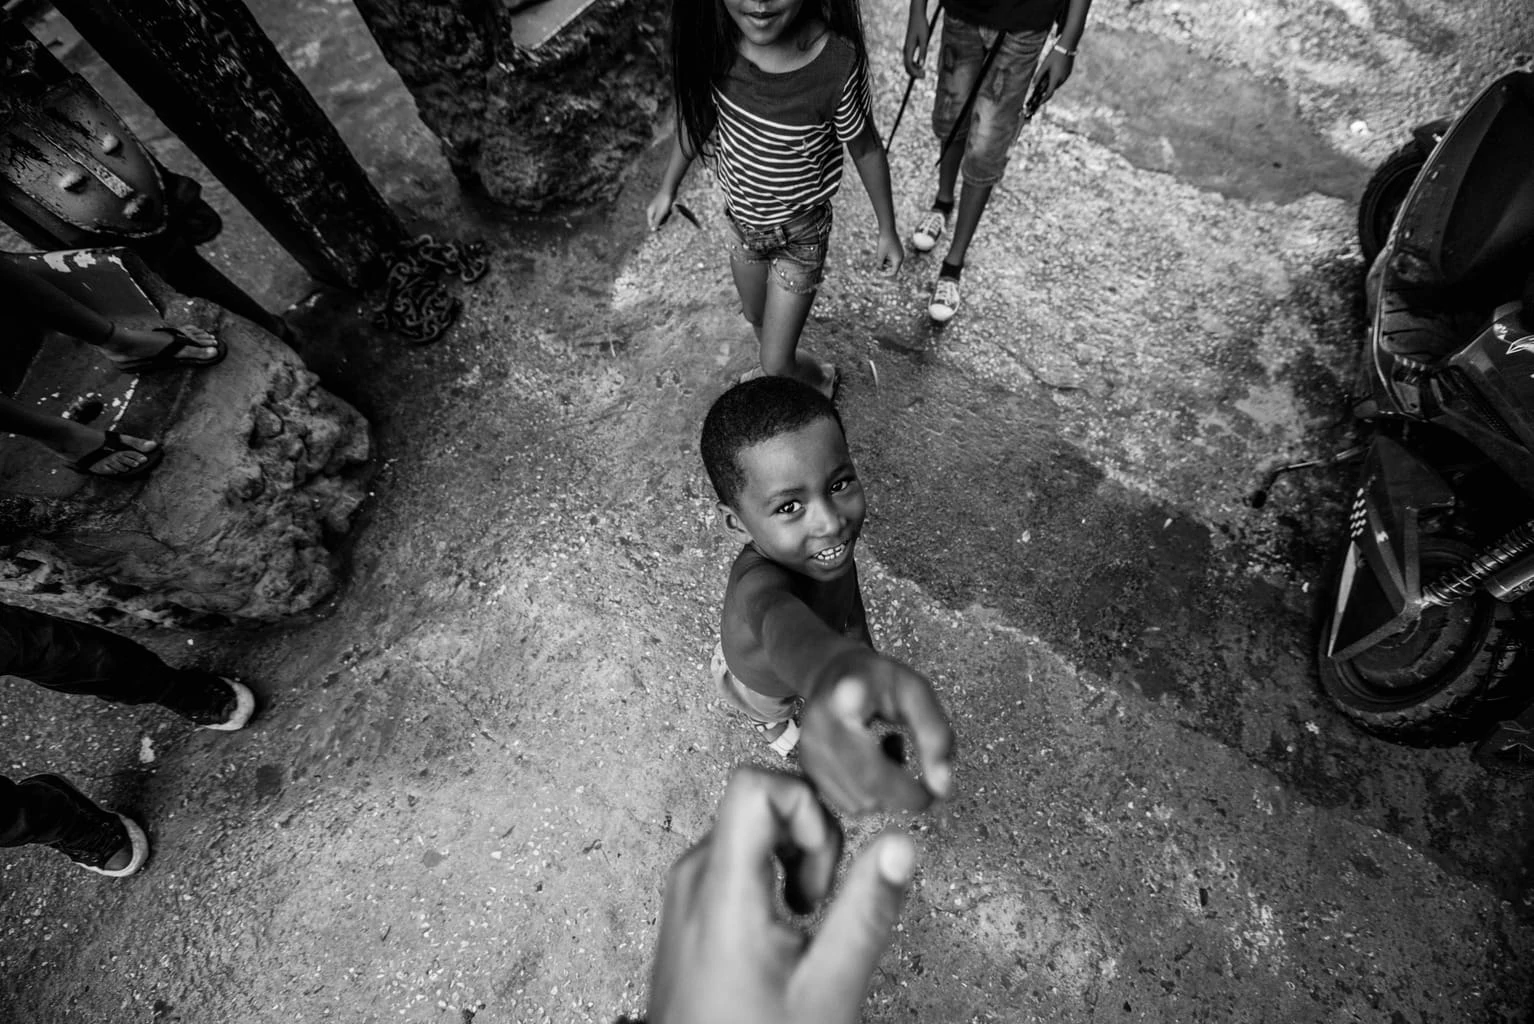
699, 377, 954, 813
903, 0, 1093, 323
648, 0, 903, 398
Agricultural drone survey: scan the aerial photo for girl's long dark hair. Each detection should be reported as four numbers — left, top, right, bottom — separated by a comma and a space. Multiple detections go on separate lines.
669, 0, 869, 161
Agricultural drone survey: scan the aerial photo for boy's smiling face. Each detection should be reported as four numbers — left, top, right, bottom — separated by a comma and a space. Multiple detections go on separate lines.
721, 416, 866, 581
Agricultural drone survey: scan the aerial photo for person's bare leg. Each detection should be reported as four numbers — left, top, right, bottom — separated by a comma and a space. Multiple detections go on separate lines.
730, 259, 769, 347
934, 134, 964, 207
0, 256, 218, 365
0, 396, 156, 474
943, 178, 994, 270
757, 282, 825, 392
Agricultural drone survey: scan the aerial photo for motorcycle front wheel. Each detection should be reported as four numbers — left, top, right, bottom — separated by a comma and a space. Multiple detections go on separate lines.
1357, 141, 1427, 265
1317, 537, 1526, 745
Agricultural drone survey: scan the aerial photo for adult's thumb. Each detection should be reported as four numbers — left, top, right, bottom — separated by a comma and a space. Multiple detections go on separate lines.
791, 832, 917, 1022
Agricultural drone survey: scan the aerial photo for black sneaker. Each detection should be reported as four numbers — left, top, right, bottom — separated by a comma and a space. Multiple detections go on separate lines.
171, 674, 257, 731
27, 775, 149, 877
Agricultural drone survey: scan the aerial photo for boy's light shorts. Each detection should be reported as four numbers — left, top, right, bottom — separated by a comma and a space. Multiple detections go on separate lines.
725, 201, 833, 296
711, 642, 798, 727
931, 18, 1050, 187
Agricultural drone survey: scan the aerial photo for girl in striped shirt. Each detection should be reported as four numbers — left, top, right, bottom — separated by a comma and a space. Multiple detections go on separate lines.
647, 0, 902, 397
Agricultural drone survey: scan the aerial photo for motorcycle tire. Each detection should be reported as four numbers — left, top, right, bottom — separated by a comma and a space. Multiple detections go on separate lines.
1357, 141, 1428, 266
1317, 537, 1527, 746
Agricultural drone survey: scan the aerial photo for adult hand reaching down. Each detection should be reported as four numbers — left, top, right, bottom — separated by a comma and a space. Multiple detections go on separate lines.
643, 767, 919, 1024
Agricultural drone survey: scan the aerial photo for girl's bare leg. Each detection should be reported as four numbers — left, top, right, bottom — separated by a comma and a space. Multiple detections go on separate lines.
730, 259, 769, 345
757, 281, 825, 390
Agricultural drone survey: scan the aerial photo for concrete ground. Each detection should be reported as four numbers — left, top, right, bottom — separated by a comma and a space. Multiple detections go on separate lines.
3, 0, 1533, 1022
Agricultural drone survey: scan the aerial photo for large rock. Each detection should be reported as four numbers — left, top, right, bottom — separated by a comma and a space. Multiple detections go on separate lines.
352, 0, 667, 212
0, 250, 370, 626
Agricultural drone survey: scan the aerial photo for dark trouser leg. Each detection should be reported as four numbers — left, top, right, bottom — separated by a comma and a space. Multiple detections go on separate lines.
0, 774, 78, 847
0, 603, 182, 706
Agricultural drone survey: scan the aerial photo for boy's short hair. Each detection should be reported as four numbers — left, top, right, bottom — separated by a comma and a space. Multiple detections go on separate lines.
701, 377, 846, 506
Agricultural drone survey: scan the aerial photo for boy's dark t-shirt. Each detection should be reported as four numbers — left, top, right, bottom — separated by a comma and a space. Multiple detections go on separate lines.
945, 0, 1061, 33
721, 544, 864, 699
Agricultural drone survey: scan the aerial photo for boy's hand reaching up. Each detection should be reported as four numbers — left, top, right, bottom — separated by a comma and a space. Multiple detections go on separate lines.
800, 649, 955, 815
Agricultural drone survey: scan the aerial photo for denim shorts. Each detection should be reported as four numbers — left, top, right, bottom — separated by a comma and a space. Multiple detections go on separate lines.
725, 202, 834, 295
931, 18, 1049, 186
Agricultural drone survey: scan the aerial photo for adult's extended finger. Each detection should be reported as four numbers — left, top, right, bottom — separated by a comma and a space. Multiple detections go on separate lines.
892, 674, 956, 799
791, 831, 918, 1021
709, 766, 841, 913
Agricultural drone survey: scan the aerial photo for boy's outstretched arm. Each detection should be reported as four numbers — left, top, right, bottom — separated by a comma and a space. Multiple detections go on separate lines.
1036, 0, 1094, 101
847, 122, 903, 276
647, 121, 695, 231
747, 582, 954, 813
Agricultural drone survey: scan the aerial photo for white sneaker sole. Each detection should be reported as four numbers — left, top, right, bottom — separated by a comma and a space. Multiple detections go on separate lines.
911, 234, 939, 253
81, 814, 149, 878
200, 677, 257, 731
928, 303, 957, 323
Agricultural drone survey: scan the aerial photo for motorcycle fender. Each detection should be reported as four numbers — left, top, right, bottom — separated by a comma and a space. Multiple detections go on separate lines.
1409, 118, 1452, 153
1326, 436, 1455, 660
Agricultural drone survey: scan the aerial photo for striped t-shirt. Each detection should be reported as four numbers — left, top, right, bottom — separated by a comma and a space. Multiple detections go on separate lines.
710, 33, 872, 229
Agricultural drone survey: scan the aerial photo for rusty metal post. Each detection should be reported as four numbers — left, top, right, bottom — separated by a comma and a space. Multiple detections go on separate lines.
50, 0, 407, 290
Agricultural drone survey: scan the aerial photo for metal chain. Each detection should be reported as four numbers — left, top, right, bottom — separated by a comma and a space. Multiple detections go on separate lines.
373, 233, 490, 346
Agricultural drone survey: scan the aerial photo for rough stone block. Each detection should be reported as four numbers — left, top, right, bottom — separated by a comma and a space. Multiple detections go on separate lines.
0, 250, 370, 626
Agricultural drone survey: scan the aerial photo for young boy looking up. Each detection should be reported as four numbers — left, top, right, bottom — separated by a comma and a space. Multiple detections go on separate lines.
701, 377, 956, 814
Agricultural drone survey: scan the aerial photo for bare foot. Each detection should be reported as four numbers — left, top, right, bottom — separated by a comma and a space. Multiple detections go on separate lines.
49, 422, 159, 476
100, 323, 220, 368
739, 355, 837, 399
792, 353, 837, 399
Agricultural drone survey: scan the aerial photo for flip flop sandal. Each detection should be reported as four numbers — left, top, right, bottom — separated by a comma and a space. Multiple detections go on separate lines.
68, 431, 163, 480
111, 326, 226, 374
757, 718, 801, 759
